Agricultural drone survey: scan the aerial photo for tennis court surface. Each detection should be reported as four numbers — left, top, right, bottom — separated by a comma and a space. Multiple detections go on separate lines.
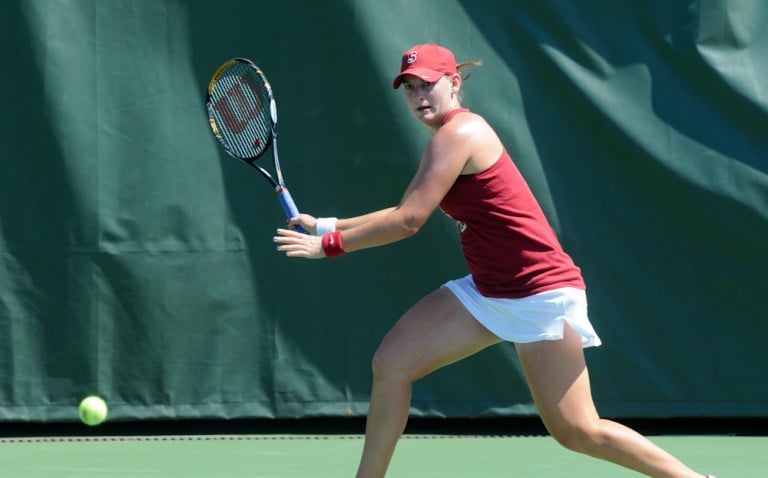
1, 429, 764, 477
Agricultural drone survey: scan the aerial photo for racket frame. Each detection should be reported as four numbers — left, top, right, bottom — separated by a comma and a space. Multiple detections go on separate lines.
206, 58, 303, 227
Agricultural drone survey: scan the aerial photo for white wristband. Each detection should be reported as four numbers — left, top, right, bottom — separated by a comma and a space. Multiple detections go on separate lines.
315, 217, 338, 235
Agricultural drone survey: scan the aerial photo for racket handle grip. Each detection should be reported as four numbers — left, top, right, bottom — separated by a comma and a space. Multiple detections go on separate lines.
277, 187, 308, 234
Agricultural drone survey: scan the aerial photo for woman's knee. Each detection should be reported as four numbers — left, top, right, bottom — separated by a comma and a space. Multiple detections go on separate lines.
370, 341, 413, 383
548, 421, 604, 455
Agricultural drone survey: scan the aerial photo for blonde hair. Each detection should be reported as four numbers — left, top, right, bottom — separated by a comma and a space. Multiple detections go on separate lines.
454, 60, 482, 102
457, 60, 483, 81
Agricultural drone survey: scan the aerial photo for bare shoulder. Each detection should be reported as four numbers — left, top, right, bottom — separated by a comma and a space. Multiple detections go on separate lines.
435, 112, 503, 174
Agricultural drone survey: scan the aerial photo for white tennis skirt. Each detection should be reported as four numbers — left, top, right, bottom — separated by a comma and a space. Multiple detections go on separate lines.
443, 275, 602, 348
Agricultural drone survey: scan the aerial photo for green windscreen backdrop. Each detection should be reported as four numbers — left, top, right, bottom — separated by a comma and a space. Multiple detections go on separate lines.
1, 0, 766, 422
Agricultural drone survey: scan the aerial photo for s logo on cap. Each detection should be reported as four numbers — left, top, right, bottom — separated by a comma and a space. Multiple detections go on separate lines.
393, 43, 458, 89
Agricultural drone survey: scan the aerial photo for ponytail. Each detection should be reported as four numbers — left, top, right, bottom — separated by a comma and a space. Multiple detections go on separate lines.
457, 60, 483, 81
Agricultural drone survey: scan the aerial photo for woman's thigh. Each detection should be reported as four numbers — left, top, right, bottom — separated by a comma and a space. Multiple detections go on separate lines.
374, 287, 502, 381
515, 325, 600, 433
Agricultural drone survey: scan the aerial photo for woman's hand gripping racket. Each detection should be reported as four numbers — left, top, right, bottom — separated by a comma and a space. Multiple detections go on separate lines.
206, 58, 307, 233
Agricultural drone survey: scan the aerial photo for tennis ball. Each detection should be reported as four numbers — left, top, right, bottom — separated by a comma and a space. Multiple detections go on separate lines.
78, 395, 108, 426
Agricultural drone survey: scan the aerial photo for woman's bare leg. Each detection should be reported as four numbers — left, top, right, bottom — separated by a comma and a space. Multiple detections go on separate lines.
516, 325, 706, 477
355, 288, 501, 478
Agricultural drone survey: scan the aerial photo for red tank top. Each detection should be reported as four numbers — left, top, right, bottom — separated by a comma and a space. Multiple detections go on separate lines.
438, 111, 585, 298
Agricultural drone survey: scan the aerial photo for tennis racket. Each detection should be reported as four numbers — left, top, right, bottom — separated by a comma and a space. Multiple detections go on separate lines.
206, 58, 306, 232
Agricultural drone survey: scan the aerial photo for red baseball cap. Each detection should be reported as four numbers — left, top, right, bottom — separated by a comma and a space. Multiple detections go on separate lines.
392, 43, 458, 89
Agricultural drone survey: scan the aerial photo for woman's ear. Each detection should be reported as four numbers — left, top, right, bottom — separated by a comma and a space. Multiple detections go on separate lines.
450, 73, 462, 96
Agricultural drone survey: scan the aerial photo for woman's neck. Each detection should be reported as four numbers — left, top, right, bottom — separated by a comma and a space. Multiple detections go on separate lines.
430, 106, 467, 133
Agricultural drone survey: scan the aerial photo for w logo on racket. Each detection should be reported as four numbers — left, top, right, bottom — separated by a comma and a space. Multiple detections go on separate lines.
212, 74, 265, 134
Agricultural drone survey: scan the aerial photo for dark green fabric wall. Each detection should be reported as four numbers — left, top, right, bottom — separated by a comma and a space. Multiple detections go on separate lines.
0, 0, 765, 422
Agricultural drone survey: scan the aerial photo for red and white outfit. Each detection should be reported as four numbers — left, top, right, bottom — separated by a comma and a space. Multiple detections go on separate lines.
439, 109, 601, 347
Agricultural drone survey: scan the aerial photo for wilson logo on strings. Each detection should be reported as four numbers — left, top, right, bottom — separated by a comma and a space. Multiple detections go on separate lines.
213, 75, 264, 134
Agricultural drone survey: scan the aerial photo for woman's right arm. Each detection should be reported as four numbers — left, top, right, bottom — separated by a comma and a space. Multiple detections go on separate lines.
289, 207, 396, 235
335, 207, 396, 231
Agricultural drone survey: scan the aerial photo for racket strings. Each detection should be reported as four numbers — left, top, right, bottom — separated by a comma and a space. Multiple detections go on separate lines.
208, 64, 273, 158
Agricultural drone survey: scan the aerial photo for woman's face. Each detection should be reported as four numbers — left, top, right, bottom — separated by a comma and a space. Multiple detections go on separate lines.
401, 74, 460, 127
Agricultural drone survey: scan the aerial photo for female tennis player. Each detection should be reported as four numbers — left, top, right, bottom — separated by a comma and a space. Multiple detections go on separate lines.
274, 43, 714, 478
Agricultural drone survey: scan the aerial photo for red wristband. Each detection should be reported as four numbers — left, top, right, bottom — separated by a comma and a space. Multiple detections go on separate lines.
321, 230, 346, 258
